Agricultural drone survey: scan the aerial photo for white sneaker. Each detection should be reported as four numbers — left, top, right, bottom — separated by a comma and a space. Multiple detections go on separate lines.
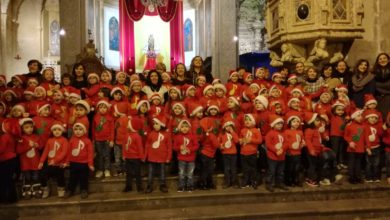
95, 171, 103, 178
57, 187, 65, 198
104, 170, 111, 178
42, 186, 50, 199
319, 178, 331, 186
335, 174, 343, 183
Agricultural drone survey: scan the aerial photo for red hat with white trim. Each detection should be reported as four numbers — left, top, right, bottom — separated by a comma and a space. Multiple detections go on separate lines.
110, 86, 124, 97
73, 122, 87, 133
268, 85, 281, 96
212, 78, 222, 85
87, 73, 100, 82
285, 111, 301, 124
222, 121, 235, 129
129, 79, 142, 89
37, 102, 51, 114
136, 99, 150, 111
12, 104, 25, 113
34, 86, 47, 97
188, 103, 204, 117
271, 72, 282, 81
269, 114, 284, 127
3, 89, 19, 98
181, 84, 196, 96
244, 113, 257, 126
335, 84, 348, 93
51, 121, 65, 132
351, 108, 363, 120
213, 83, 227, 93
364, 109, 380, 119
149, 93, 162, 102
287, 97, 300, 107
229, 70, 239, 79
161, 72, 171, 80
207, 103, 220, 113
177, 119, 191, 129
364, 94, 377, 107
304, 111, 318, 124
12, 74, 26, 85
172, 102, 186, 112
331, 101, 346, 109
243, 72, 252, 81
75, 100, 91, 114
290, 87, 304, 96
153, 115, 167, 127
96, 98, 111, 108
23, 86, 35, 96
228, 96, 240, 107
116, 71, 127, 80
169, 86, 182, 98
254, 95, 269, 108
196, 75, 206, 83
19, 118, 34, 126
287, 74, 297, 81
203, 84, 214, 96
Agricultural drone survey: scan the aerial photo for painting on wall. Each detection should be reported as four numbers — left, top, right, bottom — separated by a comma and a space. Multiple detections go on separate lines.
49, 20, 60, 56
184, 18, 193, 52
109, 17, 119, 51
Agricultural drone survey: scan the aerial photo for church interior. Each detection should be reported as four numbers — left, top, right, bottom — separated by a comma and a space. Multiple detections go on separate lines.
1, 0, 390, 219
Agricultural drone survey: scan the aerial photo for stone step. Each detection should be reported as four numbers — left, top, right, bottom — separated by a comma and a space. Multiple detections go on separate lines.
2, 182, 390, 218
16, 197, 390, 220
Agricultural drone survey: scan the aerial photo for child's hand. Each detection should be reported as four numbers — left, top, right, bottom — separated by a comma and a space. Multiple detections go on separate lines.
349, 142, 356, 149
89, 166, 95, 171
48, 160, 54, 166
366, 148, 372, 156
109, 141, 114, 147
276, 149, 283, 156
38, 163, 43, 169
325, 136, 329, 141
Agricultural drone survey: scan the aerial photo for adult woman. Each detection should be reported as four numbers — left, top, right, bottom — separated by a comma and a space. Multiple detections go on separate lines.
373, 52, 390, 116
187, 56, 213, 85
71, 63, 88, 90
348, 59, 376, 108
321, 63, 341, 92
333, 60, 352, 84
172, 63, 191, 86
142, 70, 168, 103
8, 60, 43, 88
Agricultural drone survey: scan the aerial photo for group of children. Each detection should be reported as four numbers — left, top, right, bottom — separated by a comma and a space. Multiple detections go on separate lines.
0, 62, 390, 203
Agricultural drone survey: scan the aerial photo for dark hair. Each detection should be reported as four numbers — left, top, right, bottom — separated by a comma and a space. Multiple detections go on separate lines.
305, 67, 319, 80
99, 87, 111, 99
331, 105, 345, 116
173, 63, 187, 78
303, 115, 324, 129
353, 59, 370, 75
146, 69, 163, 88
72, 63, 86, 78
27, 59, 43, 72
236, 66, 247, 72
321, 63, 333, 78
373, 52, 390, 70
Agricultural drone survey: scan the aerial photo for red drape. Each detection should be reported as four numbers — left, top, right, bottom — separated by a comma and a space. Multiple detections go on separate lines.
119, 0, 184, 72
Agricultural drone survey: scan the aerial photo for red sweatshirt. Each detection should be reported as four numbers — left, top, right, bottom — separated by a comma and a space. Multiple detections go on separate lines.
304, 127, 329, 156
240, 127, 262, 155
144, 130, 172, 163
364, 123, 383, 149
225, 82, 242, 97
173, 133, 199, 162
218, 131, 239, 155
283, 129, 304, 155
40, 136, 69, 166
92, 113, 115, 142
122, 132, 144, 159
67, 135, 94, 167
344, 121, 366, 153
330, 115, 346, 137
0, 133, 16, 162
383, 125, 390, 152
265, 129, 286, 160
82, 84, 100, 105
190, 117, 203, 139
17, 134, 42, 171
51, 100, 69, 128
223, 110, 244, 133
33, 116, 54, 147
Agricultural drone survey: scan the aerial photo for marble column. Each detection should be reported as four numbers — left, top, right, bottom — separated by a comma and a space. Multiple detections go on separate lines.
59, 0, 87, 73
211, 0, 237, 83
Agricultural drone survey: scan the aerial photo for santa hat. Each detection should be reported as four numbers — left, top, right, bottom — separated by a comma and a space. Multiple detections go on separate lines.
51, 121, 65, 132
53, 88, 65, 98
254, 95, 269, 108
0, 101, 6, 112
331, 101, 346, 109
149, 93, 162, 102
243, 72, 252, 81
87, 73, 100, 82
351, 108, 363, 120
102, 70, 113, 81
244, 113, 256, 126
129, 80, 142, 89
182, 84, 196, 96
172, 102, 186, 112
136, 99, 150, 111
203, 85, 214, 96
116, 71, 127, 80
196, 75, 206, 83
129, 73, 140, 82
271, 72, 282, 81
285, 111, 301, 124
290, 87, 304, 96
320, 88, 333, 99
242, 89, 256, 102
304, 112, 318, 124
364, 109, 380, 119
258, 87, 268, 95
364, 94, 377, 107
177, 119, 191, 129
335, 84, 348, 93
169, 86, 182, 98
228, 96, 240, 107
75, 100, 91, 114
161, 72, 171, 80
12, 75, 25, 85
212, 78, 221, 85
37, 102, 51, 113
287, 97, 300, 107
96, 98, 111, 108
12, 104, 25, 113
113, 102, 128, 116
287, 74, 297, 81
73, 122, 87, 133
23, 86, 35, 96
110, 87, 124, 97
268, 85, 281, 96
128, 117, 141, 132
222, 121, 235, 129
19, 118, 34, 126
249, 83, 260, 91
207, 104, 220, 113
213, 83, 227, 93
153, 115, 167, 127
0, 75, 6, 83
269, 114, 284, 127
34, 86, 46, 97
27, 77, 39, 85
68, 89, 81, 100
188, 103, 204, 117
3, 89, 19, 98
229, 70, 239, 79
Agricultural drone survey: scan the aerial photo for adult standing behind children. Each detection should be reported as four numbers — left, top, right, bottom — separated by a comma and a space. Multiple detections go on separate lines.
348, 59, 376, 108
142, 70, 168, 103
7, 59, 43, 88
373, 53, 390, 116
187, 56, 213, 85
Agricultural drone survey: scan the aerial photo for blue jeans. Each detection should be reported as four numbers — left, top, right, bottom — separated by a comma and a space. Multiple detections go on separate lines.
222, 154, 237, 186
366, 148, 381, 180
178, 161, 195, 188
95, 141, 111, 171
330, 136, 346, 165
266, 158, 285, 186
147, 162, 166, 186
113, 144, 124, 172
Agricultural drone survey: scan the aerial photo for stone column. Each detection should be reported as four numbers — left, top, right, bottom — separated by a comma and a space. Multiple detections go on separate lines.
0, 0, 6, 74
211, 0, 237, 83
59, 0, 87, 73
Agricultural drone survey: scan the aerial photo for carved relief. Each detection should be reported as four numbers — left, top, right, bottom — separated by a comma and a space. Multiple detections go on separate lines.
305, 38, 329, 66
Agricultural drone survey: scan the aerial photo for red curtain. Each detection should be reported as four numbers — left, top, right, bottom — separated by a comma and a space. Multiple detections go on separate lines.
120, 0, 184, 72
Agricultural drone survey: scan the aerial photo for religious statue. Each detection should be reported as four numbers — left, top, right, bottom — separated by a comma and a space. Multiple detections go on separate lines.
329, 43, 344, 64
143, 34, 158, 71
270, 43, 305, 67
305, 38, 329, 66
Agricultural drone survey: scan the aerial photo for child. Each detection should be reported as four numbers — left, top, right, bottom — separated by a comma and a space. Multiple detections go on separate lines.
0, 127, 18, 203
165, 86, 182, 116
92, 99, 115, 178
188, 103, 204, 140
72, 100, 90, 136
82, 73, 101, 107
195, 75, 207, 99
114, 71, 129, 97
303, 67, 325, 98
32, 102, 54, 148
218, 121, 239, 188
265, 114, 287, 192
313, 89, 333, 119
253, 67, 271, 90
122, 118, 144, 193
16, 118, 42, 199
65, 122, 94, 199
363, 94, 383, 123
161, 72, 172, 89
128, 80, 145, 115
51, 89, 69, 129
173, 120, 199, 192
225, 71, 242, 97
40, 67, 60, 99
383, 113, 390, 185
100, 70, 113, 90
214, 83, 228, 114
364, 109, 383, 182
29, 86, 48, 117
144, 115, 171, 193
38, 122, 69, 198
60, 73, 75, 96
330, 101, 347, 170
223, 96, 244, 132
284, 112, 305, 187
168, 102, 187, 135
239, 113, 262, 189
149, 93, 165, 119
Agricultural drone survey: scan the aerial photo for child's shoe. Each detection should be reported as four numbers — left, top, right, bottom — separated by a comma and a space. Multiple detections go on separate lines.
145, 185, 153, 194
32, 184, 43, 199
95, 171, 103, 178
123, 186, 132, 192
57, 187, 65, 198
22, 185, 31, 200
104, 170, 111, 178
319, 178, 331, 186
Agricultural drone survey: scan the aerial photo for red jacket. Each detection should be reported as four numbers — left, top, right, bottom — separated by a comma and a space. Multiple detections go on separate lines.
344, 121, 366, 153
199, 116, 221, 158
149, 105, 165, 119
218, 131, 239, 155
122, 132, 144, 159
383, 126, 390, 152
167, 115, 186, 134
144, 130, 172, 163
92, 113, 115, 142
40, 136, 69, 166
17, 134, 42, 171
364, 123, 383, 149
240, 127, 262, 155
67, 135, 94, 167
304, 127, 329, 156
225, 82, 242, 97
283, 129, 304, 155
0, 133, 16, 162
51, 100, 69, 128
191, 117, 203, 139
28, 99, 47, 117
223, 110, 244, 133
265, 129, 286, 160
173, 133, 199, 162
82, 84, 100, 105
330, 115, 346, 137
33, 116, 54, 147
128, 92, 145, 116
114, 115, 131, 145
